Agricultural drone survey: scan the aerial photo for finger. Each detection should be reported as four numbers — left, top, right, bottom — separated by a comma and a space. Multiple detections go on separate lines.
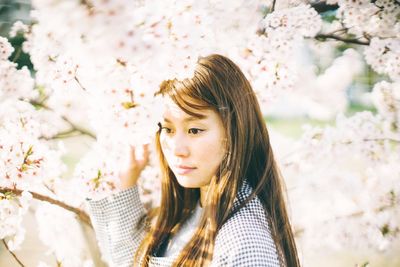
143, 143, 150, 157
135, 143, 149, 163
142, 143, 150, 164
129, 145, 137, 161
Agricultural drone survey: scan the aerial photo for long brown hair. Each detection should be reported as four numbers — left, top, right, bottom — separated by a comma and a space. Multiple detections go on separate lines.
134, 54, 300, 267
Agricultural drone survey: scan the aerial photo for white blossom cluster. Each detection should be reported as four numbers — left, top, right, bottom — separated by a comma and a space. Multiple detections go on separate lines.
35, 203, 95, 266
370, 81, 400, 131
9, 21, 30, 38
337, 0, 400, 84
283, 111, 400, 252
288, 111, 393, 167
0, 191, 32, 251
0, 37, 67, 253
244, 4, 322, 106
73, 141, 128, 200
337, 0, 400, 39
0, 37, 35, 102
364, 37, 400, 82
0, 102, 67, 250
0, 100, 66, 191
0, 36, 14, 60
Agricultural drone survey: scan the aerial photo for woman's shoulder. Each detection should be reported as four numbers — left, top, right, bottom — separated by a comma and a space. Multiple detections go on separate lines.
212, 181, 281, 266
228, 179, 271, 227
216, 187, 275, 249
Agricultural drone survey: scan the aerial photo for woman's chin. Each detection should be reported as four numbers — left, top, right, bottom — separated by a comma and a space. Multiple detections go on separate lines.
175, 175, 208, 188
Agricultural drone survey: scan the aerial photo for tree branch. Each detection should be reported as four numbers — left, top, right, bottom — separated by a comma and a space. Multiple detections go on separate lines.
29, 100, 96, 140
42, 128, 81, 140
60, 114, 96, 139
2, 239, 25, 267
315, 33, 370, 45
0, 187, 92, 228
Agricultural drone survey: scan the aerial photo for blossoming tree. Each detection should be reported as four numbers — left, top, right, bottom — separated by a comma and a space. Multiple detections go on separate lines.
1, 0, 399, 266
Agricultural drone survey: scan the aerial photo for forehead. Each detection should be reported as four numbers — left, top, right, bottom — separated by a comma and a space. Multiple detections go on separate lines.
161, 97, 213, 121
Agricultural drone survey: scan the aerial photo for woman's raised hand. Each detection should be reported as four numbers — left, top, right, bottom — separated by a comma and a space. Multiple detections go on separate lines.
118, 144, 150, 190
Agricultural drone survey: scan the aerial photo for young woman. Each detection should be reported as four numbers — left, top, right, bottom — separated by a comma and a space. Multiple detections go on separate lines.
88, 54, 300, 267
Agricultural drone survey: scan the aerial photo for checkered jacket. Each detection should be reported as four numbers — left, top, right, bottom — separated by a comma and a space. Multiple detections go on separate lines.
87, 181, 281, 267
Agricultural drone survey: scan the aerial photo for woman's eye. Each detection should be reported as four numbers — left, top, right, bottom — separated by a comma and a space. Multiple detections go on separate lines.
158, 123, 173, 134
188, 128, 203, 135
162, 127, 172, 134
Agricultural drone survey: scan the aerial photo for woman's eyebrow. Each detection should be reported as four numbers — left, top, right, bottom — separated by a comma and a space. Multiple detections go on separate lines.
163, 116, 208, 123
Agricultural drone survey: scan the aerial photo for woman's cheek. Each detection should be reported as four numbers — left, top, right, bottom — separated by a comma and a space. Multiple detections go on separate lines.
160, 137, 171, 157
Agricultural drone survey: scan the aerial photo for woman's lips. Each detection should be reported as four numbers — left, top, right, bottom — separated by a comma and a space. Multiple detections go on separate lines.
175, 165, 197, 175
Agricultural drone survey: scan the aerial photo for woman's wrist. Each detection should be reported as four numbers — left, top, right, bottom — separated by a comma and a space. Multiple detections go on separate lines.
119, 170, 141, 190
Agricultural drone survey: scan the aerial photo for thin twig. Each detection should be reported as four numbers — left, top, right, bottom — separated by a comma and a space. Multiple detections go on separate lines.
61, 115, 96, 139
328, 28, 348, 35
2, 239, 25, 267
74, 76, 87, 91
42, 128, 80, 140
0, 187, 92, 228
29, 100, 96, 140
271, 0, 277, 12
315, 33, 370, 45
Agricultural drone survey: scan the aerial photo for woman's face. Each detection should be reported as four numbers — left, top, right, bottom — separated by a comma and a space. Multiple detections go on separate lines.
159, 97, 226, 188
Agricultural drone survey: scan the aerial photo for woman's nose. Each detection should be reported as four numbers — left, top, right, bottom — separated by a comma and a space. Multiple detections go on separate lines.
171, 134, 190, 158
